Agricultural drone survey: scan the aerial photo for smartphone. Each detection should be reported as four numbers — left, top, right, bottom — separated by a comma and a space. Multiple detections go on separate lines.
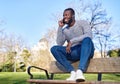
63, 18, 66, 24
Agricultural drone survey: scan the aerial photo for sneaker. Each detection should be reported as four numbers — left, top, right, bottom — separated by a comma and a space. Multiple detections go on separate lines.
75, 69, 85, 82
66, 71, 76, 81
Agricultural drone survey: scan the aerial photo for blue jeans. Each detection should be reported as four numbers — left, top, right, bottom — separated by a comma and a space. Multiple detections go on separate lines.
50, 37, 94, 72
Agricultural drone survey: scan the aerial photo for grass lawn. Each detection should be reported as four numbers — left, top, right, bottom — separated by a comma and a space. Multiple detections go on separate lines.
0, 72, 120, 84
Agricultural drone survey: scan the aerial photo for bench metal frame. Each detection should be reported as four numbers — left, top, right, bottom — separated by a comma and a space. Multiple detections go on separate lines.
27, 57, 120, 82
27, 66, 102, 81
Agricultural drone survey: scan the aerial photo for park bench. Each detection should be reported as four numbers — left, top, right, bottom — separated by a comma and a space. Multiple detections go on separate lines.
27, 57, 120, 84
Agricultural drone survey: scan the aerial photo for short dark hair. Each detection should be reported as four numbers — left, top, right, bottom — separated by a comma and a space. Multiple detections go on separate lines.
64, 8, 75, 16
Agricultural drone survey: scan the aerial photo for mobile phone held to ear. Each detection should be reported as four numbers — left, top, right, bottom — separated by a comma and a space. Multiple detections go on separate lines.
62, 18, 72, 31
63, 18, 66, 24
62, 19, 69, 31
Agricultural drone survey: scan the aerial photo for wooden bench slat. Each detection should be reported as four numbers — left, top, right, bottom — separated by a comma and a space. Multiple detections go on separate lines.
27, 79, 120, 84
27, 79, 76, 84
48, 57, 120, 73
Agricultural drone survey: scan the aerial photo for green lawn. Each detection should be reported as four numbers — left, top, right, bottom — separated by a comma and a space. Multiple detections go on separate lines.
0, 72, 120, 84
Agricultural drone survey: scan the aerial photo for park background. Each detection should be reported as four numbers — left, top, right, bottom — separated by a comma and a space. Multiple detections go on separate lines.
0, 0, 120, 84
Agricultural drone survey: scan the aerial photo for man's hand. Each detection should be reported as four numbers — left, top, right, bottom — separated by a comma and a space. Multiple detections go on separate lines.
58, 20, 64, 27
66, 41, 72, 53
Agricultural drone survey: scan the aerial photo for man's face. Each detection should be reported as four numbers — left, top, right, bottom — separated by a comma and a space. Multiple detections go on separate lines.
63, 10, 73, 24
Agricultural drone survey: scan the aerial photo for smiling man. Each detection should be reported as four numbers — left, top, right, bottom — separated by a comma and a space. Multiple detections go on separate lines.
51, 8, 94, 82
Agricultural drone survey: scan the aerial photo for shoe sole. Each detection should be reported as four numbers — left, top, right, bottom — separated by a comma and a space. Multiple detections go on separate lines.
76, 79, 85, 82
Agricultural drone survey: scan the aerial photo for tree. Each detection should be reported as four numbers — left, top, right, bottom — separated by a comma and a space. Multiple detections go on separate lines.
19, 48, 31, 71
108, 49, 120, 57
75, 0, 114, 58
44, 27, 57, 48
0, 32, 28, 72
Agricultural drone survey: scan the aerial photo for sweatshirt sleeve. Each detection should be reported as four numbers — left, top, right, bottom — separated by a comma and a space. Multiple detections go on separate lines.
70, 21, 92, 44
56, 27, 66, 45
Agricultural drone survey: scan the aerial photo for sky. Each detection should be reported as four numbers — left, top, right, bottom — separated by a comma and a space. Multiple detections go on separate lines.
0, 0, 120, 47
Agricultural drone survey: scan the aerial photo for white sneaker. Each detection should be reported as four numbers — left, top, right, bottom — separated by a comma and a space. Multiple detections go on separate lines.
75, 69, 85, 82
66, 71, 76, 81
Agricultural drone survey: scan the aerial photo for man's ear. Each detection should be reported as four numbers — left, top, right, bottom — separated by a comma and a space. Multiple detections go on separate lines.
72, 15, 75, 18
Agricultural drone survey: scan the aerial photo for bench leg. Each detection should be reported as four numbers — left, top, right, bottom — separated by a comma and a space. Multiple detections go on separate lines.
98, 73, 102, 81
49, 73, 54, 79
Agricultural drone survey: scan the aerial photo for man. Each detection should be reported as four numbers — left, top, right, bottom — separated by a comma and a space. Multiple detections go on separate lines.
50, 8, 94, 82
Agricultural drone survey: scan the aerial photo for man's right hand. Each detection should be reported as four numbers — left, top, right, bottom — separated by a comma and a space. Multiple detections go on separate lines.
58, 20, 64, 27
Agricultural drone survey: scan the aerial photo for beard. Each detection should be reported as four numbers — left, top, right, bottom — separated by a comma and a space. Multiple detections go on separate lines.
63, 18, 73, 25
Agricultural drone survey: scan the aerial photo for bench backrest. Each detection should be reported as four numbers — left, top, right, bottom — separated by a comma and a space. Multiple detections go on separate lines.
48, 57, 120, 74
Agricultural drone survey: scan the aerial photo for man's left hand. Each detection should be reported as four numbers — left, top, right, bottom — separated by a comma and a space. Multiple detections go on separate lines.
66, 41, 72, 53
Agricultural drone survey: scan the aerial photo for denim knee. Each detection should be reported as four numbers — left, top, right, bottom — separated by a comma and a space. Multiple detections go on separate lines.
50, 46, 57, 53
82, 37, 92, 43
